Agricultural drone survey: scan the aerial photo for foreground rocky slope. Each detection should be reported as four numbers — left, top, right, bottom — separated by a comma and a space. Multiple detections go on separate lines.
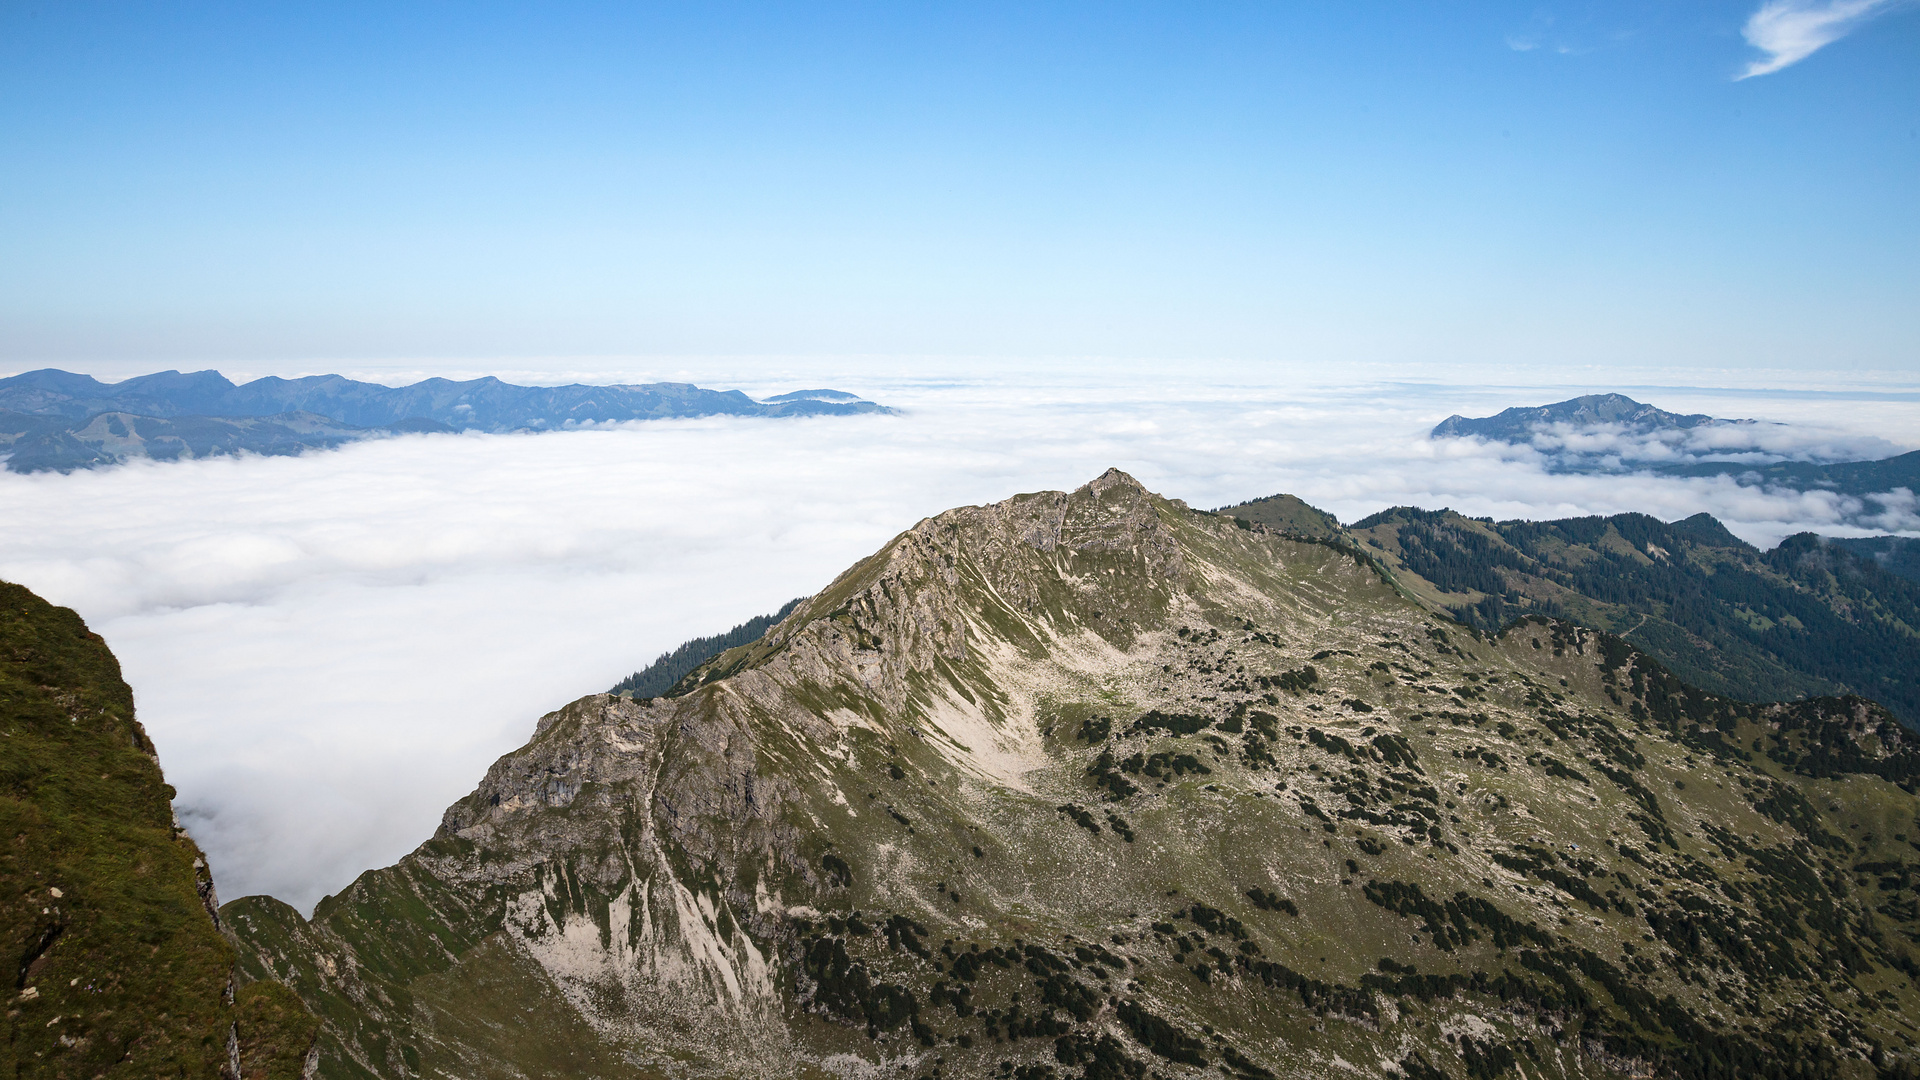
0, 580, 316, 1077
228, 472, 1920, 1079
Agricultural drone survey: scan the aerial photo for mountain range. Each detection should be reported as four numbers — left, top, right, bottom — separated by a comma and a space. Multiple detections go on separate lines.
0, 369, 891, 473
12, 470, 1920, 1079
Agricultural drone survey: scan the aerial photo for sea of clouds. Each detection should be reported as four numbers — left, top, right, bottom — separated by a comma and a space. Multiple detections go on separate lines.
1, 358, 1915, 913
1494, 415, 1908, 472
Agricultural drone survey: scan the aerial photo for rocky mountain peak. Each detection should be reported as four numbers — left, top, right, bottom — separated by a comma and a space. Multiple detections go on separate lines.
224, 475, 1920, 1080
1083, 465, 1147, 493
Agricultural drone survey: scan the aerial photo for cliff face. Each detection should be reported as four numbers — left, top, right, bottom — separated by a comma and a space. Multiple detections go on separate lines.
227, 471, 1920, 1080
0, 580, 316, 1078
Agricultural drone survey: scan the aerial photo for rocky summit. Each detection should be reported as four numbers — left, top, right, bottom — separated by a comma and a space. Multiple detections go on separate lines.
226, 470, 1920, 1080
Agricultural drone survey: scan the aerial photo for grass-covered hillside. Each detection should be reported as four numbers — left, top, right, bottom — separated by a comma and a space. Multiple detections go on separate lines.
224, 472, 1920, 1080
1345, 508, 1920, 728
0, 579, 315, 1078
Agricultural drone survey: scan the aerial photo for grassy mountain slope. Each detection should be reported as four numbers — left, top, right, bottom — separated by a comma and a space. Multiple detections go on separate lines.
224, 472, 1920, 1080
1345, 508, 1920, 728
0, 580, 315, 1077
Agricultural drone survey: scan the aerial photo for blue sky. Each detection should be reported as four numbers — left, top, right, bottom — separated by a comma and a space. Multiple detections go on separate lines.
1, 1, 1914, 371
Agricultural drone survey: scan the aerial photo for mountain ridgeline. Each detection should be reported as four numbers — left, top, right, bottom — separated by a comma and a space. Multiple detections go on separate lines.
1340, 505, 1920, 729
219, 471, 1920, 1080
0, 368, 891, 472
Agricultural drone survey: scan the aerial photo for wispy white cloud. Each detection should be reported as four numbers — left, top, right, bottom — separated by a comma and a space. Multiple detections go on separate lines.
1502, 7, 1650, 59
1737, 0, 1898, 79
0, 363, 1914, 913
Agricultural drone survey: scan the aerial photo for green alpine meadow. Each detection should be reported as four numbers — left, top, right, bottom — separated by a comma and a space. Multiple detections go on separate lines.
198, 471, 1920, 1080
0, 581, 316, 1077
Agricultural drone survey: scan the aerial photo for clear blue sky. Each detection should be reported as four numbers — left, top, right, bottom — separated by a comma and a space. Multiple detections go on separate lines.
1, 1, 1914, 371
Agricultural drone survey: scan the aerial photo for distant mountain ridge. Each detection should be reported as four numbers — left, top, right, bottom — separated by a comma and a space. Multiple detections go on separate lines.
0, 408, 442, 473
0, 368, 892, 472
1431, 393, 1725, 441
762, 389, 865, 403
1430, 394, 1919, 529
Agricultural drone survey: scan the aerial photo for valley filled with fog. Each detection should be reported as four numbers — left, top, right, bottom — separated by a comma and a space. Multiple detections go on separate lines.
2, 358, 1915, 912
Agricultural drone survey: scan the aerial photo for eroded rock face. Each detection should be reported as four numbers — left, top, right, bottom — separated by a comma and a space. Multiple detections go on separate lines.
431, 695, 790, 1070
226, 471, 1920, 1080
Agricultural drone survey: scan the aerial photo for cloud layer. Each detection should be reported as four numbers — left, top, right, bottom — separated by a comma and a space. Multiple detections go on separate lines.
0, 362, 1914, 912
1444, 415, 1905, 480
1739, 0, 1897, 79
